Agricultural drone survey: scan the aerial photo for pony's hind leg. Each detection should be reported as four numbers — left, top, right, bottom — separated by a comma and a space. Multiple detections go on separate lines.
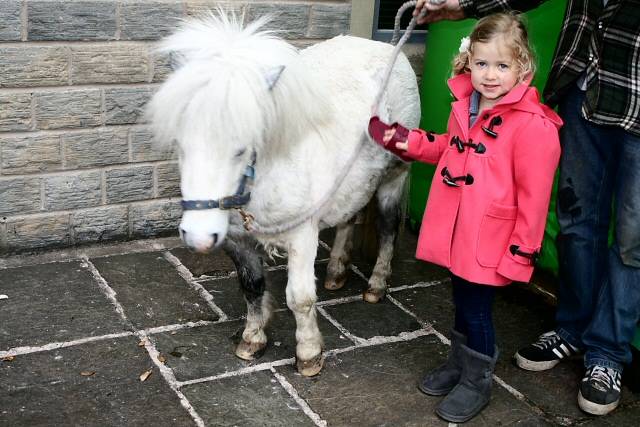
223, 238, 272, 360
286, 224, 324, 376
324, 218, 355, 290
363, 164, 409, 303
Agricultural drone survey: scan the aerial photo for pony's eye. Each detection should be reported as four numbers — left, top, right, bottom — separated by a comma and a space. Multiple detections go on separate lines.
234, 148, 247, 158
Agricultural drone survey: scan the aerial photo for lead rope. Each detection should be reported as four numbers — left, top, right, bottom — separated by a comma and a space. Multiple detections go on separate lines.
239, 1, 431, 235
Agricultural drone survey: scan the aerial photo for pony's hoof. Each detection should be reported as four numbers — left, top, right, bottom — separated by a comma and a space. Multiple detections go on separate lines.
324, 277, 346, 290
363, 287, 386, 304
296, 353, 324, 377
235, 339, 266, 361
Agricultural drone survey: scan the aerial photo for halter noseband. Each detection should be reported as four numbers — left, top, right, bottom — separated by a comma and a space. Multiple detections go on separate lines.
181, 151, 256, 211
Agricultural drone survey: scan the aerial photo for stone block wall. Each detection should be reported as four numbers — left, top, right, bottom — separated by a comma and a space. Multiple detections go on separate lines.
0, 0, 352, 254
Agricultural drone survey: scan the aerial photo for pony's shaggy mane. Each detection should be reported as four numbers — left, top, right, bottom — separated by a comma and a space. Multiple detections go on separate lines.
146, 11, 331, 156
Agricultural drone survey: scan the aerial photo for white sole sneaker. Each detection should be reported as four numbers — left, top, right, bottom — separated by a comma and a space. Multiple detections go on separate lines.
514, 352, 561, 371
578, 390, 620, 415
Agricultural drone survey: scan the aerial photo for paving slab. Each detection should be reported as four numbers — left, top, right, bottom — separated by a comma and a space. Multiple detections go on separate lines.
181, 370, 316, 426
201, 263, 369, 320
389, 282, 455, 332
0, 261, 128, 350
3, 229, 640, 426
0, 337, 192, 426
170, 244, 330, 279
90, 252, 219, 329
392, 280, 640, 424
276, 335, 550, 426
169, 247, 237, 279
151, 310, 353, 382
581, 402, 640, 426
322, 298, 422, 340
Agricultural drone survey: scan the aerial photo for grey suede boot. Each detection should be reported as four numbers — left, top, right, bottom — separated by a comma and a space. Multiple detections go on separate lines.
435, 344, 499, 423
418, 329, 466, 396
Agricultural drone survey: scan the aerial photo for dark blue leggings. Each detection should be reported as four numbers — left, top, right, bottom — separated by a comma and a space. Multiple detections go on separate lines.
451, 273, 496, 357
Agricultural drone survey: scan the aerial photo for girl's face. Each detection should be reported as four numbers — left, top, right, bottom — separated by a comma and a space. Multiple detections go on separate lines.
469, 36, 520, 107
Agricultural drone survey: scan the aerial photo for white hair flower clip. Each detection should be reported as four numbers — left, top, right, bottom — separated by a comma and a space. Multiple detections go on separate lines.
459, 36, 471, 53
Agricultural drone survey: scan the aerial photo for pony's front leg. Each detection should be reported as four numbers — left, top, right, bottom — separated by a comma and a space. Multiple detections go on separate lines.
286, 224, 324, 376
223, 238, 272, 361
324, 218, 355, 290
364, 164, 409, 303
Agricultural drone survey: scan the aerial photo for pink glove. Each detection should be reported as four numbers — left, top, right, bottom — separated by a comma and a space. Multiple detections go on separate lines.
368, 116, 412, 162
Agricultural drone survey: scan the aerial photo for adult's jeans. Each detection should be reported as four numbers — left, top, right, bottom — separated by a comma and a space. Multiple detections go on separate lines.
555, 85, 640, 371
451, 274, 496, 357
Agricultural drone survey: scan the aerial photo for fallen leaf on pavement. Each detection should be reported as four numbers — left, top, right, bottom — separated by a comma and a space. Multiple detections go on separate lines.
157, 355, 166, 364
2, 356, 15, 362
138, 339, 149, 347
139, 369, 152, 382
80, 371, 95, 376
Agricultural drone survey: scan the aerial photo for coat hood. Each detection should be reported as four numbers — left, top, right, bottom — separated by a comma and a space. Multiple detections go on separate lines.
447, 73, 563, 129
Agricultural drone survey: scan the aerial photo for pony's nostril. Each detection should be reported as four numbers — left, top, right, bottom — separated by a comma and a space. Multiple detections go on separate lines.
179, 228, 186, 240
211, 233, 218, 246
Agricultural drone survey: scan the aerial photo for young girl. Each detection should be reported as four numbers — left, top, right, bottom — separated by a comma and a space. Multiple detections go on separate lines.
374, 13, 561, 423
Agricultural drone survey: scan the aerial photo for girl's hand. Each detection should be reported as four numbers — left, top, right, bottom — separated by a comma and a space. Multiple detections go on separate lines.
382, 129, 396, 145
395, 141, 409, 151
383, 128, 408, 151
383, 129, 396, 143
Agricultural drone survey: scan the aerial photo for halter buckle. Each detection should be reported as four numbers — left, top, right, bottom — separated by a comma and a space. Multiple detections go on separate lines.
239, 209, 254, 231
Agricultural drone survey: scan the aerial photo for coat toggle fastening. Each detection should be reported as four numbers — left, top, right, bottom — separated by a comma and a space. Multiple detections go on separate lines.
441, 167, 474, 187
450, 136, 486, 154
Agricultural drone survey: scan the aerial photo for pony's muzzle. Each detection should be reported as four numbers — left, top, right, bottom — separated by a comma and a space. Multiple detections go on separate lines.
180, 228, 219, 253
179, 209, 229, 252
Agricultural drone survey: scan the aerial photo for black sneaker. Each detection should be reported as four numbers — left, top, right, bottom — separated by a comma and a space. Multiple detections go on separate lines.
578, 365, 622, 415
514, 331, 581, 371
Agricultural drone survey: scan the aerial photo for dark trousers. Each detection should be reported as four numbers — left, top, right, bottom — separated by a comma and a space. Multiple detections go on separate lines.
451, 274, 496, 357
555, 85, 640, 370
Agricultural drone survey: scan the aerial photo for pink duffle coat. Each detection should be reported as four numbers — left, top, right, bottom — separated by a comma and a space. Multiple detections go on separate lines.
405, 73, 562, 286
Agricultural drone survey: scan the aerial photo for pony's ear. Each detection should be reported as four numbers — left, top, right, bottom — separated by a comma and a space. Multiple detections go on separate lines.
264, 65, 285, 90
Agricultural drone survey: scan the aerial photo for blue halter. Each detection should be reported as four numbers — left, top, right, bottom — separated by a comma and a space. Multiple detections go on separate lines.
181, 151, 256, 211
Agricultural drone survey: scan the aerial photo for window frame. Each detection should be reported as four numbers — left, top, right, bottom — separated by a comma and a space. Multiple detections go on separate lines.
372, 0, 427, 43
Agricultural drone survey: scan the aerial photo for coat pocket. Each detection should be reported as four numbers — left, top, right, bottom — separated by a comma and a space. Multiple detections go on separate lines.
477, 203, 518, 267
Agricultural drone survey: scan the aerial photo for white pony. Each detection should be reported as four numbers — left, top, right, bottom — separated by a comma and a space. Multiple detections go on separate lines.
147, 12, 420, 376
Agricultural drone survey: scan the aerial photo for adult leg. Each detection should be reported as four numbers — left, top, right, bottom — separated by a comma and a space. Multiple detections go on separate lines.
578, 130, 640, 415
554, 86, 617, 348
582, 129, 640, 368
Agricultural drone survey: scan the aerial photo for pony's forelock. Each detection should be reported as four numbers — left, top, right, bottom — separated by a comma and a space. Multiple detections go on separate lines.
146, 9, 329, 155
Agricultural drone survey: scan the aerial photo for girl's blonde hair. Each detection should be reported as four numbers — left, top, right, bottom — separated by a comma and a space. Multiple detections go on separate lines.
452, 13, 535, 81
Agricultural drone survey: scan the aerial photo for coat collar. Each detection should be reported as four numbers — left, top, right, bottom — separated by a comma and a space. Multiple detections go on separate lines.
447, 73, 562, 128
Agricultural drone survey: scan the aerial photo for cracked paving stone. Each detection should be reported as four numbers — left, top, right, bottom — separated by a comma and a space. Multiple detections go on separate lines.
276, 335, 549, 426
169, 247, 237, 279
0, 337, 192, 426
90, 252, 219, 329
0, 261, 128, 350
321, 298, 422, 340
181, 370, 316, 426
151, 309, 352, 382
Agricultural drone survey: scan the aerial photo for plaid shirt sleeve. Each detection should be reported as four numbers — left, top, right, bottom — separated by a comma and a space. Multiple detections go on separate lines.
458, 0, 548, 17
457, 0, 640, 137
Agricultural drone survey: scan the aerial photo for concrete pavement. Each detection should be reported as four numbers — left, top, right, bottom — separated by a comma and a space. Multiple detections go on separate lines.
1, 230, 639, 426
